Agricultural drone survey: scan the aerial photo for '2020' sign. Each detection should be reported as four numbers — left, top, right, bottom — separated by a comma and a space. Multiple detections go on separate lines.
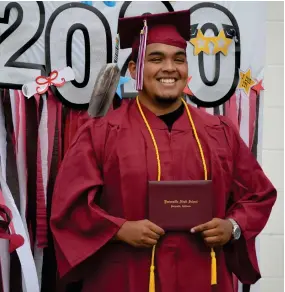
0, 1, 240, 109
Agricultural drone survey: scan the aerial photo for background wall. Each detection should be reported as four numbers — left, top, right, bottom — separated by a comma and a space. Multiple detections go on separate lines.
260, 1, 284, 292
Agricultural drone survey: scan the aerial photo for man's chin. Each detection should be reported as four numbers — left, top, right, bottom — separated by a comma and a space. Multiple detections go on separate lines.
154, 95, 180, 104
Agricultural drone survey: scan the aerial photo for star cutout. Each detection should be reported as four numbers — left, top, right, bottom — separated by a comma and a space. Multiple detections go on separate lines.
189, 30, 211, 55
238, 69, 256, 95
252, 79, 264, 95
211, 30, 232, 56
116, 76, 131, 99
183, 76, 194, 96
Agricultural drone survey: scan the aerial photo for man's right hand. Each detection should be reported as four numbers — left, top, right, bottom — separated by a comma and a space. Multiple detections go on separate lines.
115, 219, 165, 248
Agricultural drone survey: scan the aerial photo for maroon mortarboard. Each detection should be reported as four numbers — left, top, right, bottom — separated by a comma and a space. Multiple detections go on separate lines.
118, 10, 190, 91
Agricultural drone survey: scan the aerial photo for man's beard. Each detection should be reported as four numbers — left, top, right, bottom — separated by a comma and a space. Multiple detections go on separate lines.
154, 95, 180, 105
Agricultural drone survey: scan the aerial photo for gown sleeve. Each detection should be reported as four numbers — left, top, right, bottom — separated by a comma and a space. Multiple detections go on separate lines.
50, 119, 126, 279
219, 116, 277, 284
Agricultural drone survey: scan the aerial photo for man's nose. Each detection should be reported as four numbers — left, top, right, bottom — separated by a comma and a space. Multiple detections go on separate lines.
162, 59, 176, 72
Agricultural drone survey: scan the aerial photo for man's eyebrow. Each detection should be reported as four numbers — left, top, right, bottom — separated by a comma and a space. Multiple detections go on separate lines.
147, 51, 187, 57
175, 51, 187, 57
147, 51, 165, 57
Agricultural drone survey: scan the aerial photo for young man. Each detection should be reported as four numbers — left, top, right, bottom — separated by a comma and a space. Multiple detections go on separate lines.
50, 10, 276, 292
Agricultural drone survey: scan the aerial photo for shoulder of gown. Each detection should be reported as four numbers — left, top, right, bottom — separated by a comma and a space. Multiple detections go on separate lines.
70, 99, 132, 147
83, 99, 133, 131
188, 104, 237, 130
188, 105, 240, 151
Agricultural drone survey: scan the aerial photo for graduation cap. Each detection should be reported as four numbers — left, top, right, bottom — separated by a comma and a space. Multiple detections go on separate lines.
117, 9, 191, 91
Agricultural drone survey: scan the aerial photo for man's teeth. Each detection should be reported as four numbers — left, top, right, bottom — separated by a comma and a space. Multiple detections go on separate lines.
159, 78, 176, 84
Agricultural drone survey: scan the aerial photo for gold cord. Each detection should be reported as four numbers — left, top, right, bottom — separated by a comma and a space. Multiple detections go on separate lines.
136, 96, 217, 291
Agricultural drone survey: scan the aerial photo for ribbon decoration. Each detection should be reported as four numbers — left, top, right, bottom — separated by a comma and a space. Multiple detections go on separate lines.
22, 67, 75, 98
9, 90, 28, 233
35, 71, 65, 95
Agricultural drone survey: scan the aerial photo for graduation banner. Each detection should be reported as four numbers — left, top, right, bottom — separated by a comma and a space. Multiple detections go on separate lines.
0, 1, 266, 291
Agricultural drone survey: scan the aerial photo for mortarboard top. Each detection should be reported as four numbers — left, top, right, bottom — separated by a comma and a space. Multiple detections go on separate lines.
118, 9, 191, 51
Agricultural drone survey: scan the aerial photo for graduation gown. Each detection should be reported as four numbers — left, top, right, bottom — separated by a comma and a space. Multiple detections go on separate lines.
50, 99, 276, 292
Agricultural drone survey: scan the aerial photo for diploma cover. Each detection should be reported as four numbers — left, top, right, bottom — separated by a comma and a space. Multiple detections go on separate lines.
148, 180, 213, 230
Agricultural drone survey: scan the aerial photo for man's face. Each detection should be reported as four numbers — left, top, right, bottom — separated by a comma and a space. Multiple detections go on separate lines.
129, 43, 188, 104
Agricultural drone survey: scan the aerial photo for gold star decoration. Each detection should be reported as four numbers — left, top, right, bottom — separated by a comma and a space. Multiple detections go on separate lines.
189, 29, 211, 55
211, 30, 233, 56
238, 69, 256, 95
189, 29, 233, 56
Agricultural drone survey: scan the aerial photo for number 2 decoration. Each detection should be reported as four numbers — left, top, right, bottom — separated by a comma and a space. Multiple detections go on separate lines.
0, 1, 241, 109
46, 2, 112, 109
0, 2, 45, 88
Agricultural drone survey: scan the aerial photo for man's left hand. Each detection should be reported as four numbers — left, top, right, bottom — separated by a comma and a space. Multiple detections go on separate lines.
191, 218, 233, 248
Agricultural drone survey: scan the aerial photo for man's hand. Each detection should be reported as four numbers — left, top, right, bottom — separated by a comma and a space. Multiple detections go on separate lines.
191, 218, 233, 248
115, 220, 165, 248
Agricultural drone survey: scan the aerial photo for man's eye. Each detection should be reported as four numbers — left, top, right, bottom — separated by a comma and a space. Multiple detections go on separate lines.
150, 58, 162, 62
175, 58, 185, 63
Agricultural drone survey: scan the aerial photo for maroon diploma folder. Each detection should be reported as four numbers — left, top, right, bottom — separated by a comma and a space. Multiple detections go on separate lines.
148, 180, 213, 231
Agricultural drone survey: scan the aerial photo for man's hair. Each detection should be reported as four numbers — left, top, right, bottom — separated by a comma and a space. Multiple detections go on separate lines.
130, 49, 138, 63
130, 54, 138, 63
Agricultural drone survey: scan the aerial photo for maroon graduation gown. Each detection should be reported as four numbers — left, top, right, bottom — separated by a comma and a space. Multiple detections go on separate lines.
50, 99, 276, 292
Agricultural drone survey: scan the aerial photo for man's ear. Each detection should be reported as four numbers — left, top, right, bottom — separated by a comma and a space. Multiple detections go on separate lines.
128, 61, 136, 79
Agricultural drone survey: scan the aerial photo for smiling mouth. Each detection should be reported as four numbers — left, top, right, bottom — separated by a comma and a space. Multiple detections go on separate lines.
157, 78, 177, 85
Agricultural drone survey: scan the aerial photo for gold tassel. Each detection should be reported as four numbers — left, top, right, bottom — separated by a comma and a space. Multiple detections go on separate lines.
149, 245, 156, 292
211, 248, 217, 285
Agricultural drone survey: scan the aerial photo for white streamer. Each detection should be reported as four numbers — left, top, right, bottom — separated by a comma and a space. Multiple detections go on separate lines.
0, 171, 39, 292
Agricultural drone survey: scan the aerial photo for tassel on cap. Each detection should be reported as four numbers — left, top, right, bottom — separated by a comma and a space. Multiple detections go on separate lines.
149, 245, 156, 292
136, 20, 148, 91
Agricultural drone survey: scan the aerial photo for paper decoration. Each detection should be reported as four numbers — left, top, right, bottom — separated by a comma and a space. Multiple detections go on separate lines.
237, 69, 256, 95
116, 76, 131, 99
189, 30, 211, 55
9, 90, 28, 229
103, 1, 116, 7
114, 34, 120, 63
183, 76, 194, 96
0, 172, 40, 292
81, 1, 93, 5
22, 67, 75, 98
252, 79, 264, 95
211, 30, 232, 56
190, 29, 232, 56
